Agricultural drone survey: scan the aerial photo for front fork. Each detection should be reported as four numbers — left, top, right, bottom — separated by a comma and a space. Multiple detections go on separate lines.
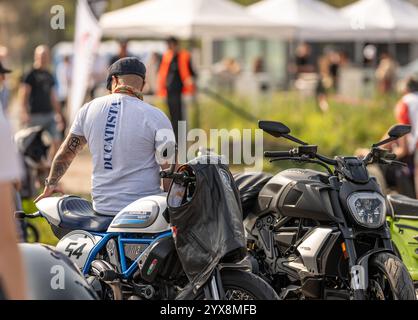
203, 268, 225, 300
339, 228, 366, 300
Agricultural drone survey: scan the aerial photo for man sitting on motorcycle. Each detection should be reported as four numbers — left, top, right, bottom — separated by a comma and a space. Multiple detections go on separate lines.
35, 57, 176, 215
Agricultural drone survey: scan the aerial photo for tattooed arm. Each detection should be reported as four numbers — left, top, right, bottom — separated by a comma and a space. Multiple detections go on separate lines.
35, 134, 87, 202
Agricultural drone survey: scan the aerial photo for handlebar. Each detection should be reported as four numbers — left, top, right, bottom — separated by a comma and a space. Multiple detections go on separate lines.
160, 170, 196, 183
316, 154, 338, 166
264, 148, 337, 166
264, 151, 292, 158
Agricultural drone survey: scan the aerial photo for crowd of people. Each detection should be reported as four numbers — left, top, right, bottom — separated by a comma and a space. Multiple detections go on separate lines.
291, 42, 401, 111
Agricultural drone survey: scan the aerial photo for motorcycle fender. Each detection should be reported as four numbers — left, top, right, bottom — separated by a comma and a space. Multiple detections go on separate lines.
355, 248, 394, 290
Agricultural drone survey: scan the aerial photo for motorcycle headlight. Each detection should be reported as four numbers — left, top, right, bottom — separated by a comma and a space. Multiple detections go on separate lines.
347, 192, 386, 228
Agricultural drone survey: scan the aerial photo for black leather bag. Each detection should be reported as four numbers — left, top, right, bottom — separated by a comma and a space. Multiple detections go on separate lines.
167, 156, 246, 293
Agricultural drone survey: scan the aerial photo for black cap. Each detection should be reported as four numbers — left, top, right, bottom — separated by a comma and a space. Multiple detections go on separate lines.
106, 57, 146, 90
0, 61, 11, 74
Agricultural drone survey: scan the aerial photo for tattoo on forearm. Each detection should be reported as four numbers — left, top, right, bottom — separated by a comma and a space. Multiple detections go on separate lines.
68, 136, 82, 154
47, 134, 87, 185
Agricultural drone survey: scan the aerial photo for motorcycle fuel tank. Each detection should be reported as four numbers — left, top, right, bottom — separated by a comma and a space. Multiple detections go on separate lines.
257, 169, 337, 222
107, 194, 170, 234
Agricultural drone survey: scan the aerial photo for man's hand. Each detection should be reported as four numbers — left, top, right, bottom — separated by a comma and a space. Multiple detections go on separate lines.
34, 184, 63, 203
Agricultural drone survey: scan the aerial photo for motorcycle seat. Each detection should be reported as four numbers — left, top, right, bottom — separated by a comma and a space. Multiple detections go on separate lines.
387, 194, 418, 218
233, 172, 273, 216
57, 196, 114, 232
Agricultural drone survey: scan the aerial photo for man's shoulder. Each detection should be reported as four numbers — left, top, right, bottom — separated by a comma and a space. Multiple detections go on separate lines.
86, 94, 117, 107
23, 68, 54, 82
142, 101, 170, 122
134, 100, 171, 129
119, 96, 165, 117
84, 95, 168, 119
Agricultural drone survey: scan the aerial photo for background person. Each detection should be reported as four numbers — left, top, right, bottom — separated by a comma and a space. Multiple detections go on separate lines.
293, 42, 315, 76
19, 45, 64, 160
0, 117, 26, 300
375, 52, 397, 94
158, 37, 196, 141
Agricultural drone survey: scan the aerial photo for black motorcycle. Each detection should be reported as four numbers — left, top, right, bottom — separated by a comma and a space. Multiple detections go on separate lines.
235, 121, 416, 300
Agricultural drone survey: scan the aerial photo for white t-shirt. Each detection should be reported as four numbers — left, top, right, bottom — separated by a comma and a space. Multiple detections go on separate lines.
70, 93, 175, 215
0, 116, 21, 182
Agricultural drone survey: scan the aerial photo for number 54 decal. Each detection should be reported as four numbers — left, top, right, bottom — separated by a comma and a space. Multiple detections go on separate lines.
65, 242, 87, 259
56, 231, 98, 270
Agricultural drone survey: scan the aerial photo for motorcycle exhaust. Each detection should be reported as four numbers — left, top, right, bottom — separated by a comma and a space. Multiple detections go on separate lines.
91, 260, 123, 300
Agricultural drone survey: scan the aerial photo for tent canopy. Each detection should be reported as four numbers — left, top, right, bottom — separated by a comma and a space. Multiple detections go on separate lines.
247, 0, 355, 41
341, 0, 418, 40
100, 0, 285, 39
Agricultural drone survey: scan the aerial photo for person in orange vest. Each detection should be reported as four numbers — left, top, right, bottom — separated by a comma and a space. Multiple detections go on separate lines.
158, 37, 196, 141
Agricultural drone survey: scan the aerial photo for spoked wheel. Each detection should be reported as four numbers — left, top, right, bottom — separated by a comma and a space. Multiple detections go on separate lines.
367, 253, 416, 300
196, 270, 279, 300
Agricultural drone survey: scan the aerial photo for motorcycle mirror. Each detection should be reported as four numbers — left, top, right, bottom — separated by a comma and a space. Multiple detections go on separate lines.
258, 121, 290, 137
373, 124, 412, 148
258, 120, 308, 145
388, 124, 411, 139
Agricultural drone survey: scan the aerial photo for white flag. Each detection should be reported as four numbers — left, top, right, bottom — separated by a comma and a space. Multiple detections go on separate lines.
68, 0, 102, 123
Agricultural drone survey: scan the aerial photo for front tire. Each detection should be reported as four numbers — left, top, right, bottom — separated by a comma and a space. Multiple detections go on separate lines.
368, 252, 415, 300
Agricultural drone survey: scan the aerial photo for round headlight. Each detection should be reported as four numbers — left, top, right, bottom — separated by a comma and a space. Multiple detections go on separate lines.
347, 192, 386, 228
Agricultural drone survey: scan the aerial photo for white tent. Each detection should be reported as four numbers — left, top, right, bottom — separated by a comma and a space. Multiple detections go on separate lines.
99, 0, 285, 39
341, 0, 418, 41
247, 0, 355, 41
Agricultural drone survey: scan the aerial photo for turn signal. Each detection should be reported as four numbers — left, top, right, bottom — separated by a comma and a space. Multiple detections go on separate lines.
341, 242, 349, 259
